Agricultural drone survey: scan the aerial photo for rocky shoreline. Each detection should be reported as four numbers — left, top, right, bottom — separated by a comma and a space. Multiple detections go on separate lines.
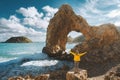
8, 61, 120, 80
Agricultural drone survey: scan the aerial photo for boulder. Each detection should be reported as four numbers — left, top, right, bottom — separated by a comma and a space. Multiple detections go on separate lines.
35, 74, 49, 80
66, 69, 87, 80
104, 65, 120, 80
42, 4, 120, 63
5, 36, 32, 43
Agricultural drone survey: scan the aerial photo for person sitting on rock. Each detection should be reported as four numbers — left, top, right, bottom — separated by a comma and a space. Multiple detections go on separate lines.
70, 50, 87, 73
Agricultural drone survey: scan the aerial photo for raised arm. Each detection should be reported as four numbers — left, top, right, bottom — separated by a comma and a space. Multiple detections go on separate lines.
70, 50, 75, 56
79, 52, 87, 56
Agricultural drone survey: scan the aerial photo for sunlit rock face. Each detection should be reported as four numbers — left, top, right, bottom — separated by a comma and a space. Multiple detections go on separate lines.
73, 24, 120, 63
42, 4, 89, 57
42, 4, 120, 62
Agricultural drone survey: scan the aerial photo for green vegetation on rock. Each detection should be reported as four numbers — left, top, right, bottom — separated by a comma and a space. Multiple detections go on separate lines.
5, 36, 32, 43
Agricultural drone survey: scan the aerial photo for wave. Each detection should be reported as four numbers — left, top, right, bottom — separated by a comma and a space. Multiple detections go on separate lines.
0, 42, 76, 80
0, 57, 17, 63
21, 60, 58, 67
0, 52, 73, 80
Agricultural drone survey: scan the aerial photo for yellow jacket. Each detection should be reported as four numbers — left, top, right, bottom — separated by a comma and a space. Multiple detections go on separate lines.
70, 51, 86, 61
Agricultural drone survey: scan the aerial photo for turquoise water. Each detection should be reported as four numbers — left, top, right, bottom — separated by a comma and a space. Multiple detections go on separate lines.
0, 42, 75, 79
0, 42, 45, 61
0, 42, 76, 62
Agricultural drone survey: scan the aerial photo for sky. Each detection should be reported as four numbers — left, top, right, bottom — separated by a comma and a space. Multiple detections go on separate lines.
0, 0, 120, 42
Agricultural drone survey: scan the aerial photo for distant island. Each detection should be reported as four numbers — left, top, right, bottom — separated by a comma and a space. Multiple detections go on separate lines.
4, 36, 32, 43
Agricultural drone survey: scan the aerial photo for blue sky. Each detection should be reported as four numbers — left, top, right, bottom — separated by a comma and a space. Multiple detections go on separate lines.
0, 0, 120, 42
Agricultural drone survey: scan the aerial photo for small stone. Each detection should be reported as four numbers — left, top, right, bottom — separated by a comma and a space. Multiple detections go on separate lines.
66, 69, 87, 80
35, 74, 50, 80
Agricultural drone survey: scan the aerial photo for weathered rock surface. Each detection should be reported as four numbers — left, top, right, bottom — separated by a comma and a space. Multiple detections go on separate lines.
42, 4, 120, 63
42, 4, 90, 58
5, 36, 32, 43
66, 69, 87, 80
104, 64, 120, 80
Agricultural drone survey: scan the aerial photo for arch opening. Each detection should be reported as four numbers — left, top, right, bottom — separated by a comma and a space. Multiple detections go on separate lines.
66, 31, 85, 52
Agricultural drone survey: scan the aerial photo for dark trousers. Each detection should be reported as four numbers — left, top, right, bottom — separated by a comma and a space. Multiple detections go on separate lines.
74, 61, 79, 73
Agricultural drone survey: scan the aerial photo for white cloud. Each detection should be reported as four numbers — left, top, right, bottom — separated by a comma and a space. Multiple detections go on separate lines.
17, 7, 48, 29
23, 17, 48, 29
68, 31, 82, 38
42, 5, 58, 25
0, 6, 58, 42
107, 9, 120, 18
115, 21, 120, 26
42, 5, 58, 17
0, 15, 47, 42
17, 7, 43, 18
118, 4, 120, 7
76, 0, 120, 26
0, 15, 26, 33
25, 28, 46, 42
17, 6, 58, 29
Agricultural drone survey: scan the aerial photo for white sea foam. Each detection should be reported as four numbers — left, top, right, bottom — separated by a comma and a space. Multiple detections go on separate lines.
0, 53, 73, 80
0, 43, 75, 80
0, 57, 17, 63
21, 60, 58, 67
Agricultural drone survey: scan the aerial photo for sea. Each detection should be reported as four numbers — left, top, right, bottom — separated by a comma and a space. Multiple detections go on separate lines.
0, 42, 76, 80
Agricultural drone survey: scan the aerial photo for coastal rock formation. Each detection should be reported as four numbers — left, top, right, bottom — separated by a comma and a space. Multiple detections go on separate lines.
5, 36, 32, 43
42, 4, 90, 57
104, 64, 120, 80
66, 69, 87, 80
42, 4, 120, 62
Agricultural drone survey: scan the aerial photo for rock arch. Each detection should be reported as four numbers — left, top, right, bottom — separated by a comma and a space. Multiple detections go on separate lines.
42, 4, 90, 56
42, 4, 120, 62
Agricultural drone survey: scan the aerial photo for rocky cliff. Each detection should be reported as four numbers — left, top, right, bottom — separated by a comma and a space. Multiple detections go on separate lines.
5, 36, 32, 43
42, 4, 120, 63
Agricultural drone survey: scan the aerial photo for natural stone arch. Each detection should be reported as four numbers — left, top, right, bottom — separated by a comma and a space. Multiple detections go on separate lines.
42, 4, 90, 57
42, 4, 120, 62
